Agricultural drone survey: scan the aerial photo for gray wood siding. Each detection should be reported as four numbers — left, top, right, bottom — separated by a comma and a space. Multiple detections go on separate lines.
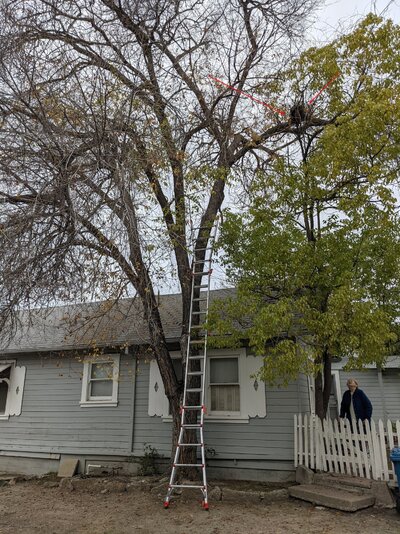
382, 369, 400, 420
0, 355, 135, 455
133, 360, 306, 461
133, 359, 171, 457
297, 373, 311, 414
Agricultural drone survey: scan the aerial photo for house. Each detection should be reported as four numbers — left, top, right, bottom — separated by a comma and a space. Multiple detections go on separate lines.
0, 289, 399, 480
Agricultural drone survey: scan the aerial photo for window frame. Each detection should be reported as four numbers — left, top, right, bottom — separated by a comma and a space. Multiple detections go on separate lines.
0, 360, 26, 420
208, 354, 241, 417
80, 354, 120, 408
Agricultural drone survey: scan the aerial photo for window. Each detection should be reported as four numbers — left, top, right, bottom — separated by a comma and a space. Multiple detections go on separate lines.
209, 357, 240, 413
148, 349, 266, 422
80, 355, 120, 407
0, 361, 26, 420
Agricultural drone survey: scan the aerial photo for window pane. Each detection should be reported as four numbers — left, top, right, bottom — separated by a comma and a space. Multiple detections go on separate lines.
90, 380, 113, 397
172, 358, 183, 382
91, 362, 113, 380
0, 381, 8, 414
210, 358, 238, 384
211, 385, 240, 411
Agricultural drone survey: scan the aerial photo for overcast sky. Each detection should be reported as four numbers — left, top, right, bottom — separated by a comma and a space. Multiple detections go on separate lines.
312, 0, 400, 43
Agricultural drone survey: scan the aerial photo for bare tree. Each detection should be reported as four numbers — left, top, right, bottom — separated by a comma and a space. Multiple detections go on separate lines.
0, 0, 324, 467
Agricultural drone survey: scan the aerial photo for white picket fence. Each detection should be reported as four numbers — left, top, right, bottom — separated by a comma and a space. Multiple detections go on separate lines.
294, 414, 400, 484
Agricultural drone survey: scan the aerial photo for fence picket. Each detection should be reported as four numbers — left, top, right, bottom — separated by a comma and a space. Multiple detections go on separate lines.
322, 418, 333, 472
387, 421, 394, 450
358, 419, 371, 479
333, 418, 344, 473
315, 416, 321, 471
365, 420, 376, 479
378, 419, 389, 481
343, 419, 357, 476
369, 420, 379, 480
304, 414, 309, 468
310, 416, 315, 469
339, 418, 351, 475
299, 413, 304, 465
319, 417, 328, 471
328, 418, 339, 472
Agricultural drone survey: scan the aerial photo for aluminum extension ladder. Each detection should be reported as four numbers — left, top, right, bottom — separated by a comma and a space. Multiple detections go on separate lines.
164, 221, 218, 510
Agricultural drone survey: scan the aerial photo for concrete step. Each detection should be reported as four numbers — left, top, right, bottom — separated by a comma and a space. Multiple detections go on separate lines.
314, 473, 372, 493
288, 484, 375, 512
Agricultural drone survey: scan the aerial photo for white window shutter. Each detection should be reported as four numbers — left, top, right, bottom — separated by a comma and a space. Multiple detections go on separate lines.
241, 354, 266, 418
148, 359, 169, 417
7, 365, 26, 416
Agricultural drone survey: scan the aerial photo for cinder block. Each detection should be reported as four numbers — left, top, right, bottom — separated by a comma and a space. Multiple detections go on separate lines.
296, 466, 314, 485
57, 458, 79, 478
370, 480, 395, 509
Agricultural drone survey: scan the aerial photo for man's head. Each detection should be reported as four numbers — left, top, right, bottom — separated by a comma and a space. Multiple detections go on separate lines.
347, 378, 358, 393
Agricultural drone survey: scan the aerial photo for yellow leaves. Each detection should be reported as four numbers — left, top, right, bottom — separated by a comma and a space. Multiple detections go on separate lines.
175, 150, 187, 162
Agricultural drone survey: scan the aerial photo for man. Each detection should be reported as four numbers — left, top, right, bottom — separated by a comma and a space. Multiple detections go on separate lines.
340, 378, 373, 424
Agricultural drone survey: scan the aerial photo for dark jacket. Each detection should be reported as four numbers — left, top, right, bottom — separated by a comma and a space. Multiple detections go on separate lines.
340, 388, 373, 422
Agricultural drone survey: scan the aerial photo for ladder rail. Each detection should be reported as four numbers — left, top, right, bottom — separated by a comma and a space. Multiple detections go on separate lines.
164, 217, 219, 511
181, 226, 216, 410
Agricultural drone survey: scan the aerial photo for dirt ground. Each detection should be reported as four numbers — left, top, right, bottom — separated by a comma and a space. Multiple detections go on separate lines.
0, 475, 399, 534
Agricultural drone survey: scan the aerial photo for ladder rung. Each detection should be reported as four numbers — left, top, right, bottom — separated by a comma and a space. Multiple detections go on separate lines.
194, 285, 208, 289
191, 311, 206, 315
186, 388, 202, 393
173, 464, 204, 468
193, 259, 212, 264
187, 371, 203, 376
182, 405, 203, 409
194, 248, 213, 252
189, 339, 206, 344
178, 443, 203, 447
181, 424, 202, 428
169, 484, 205, 488
193, 271, 211, 276
188, 355, 204, 360
192, 298, 207, 302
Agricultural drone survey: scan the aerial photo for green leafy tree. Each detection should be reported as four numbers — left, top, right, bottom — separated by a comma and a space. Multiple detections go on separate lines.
209, 15, 400, 419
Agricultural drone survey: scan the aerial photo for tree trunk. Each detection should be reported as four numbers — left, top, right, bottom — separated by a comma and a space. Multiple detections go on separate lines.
322, 349, 332, 417
314, 349, 332, 419
315, 370, 324, 419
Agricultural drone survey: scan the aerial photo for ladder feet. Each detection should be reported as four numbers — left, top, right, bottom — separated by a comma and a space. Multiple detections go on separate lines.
202, 501, 209, 511
163, 501, 170, 509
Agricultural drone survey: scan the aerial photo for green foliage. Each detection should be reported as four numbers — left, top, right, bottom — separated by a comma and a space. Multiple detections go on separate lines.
209, 16, 400, 389
138, 444, 160, 476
